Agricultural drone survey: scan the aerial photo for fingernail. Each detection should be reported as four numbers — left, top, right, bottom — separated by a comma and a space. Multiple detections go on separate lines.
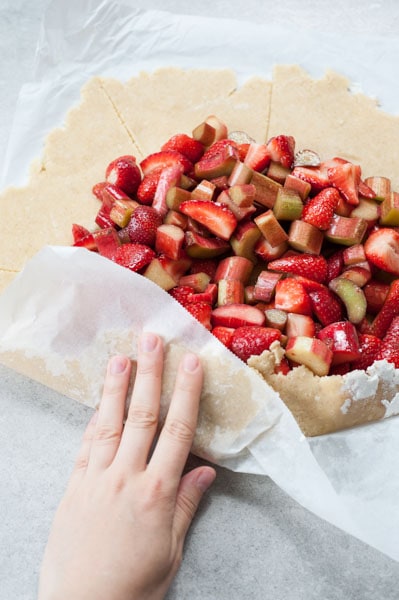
140, 332, 158, 353
183, 352, 199, 372
196, 467, 216, 492
110, 355, 128, 374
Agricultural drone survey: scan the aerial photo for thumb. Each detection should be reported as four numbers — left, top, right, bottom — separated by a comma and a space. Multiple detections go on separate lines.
173, 466, 216, 541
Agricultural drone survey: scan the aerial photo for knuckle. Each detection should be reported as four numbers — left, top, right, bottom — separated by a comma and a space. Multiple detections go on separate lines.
126, 407, 158, 430
164, 418, 195, 443
177, 490, 198, 521
94, 425, 121, 444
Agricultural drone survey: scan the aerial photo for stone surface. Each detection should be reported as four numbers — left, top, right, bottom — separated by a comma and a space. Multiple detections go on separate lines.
1, 2, 399, 599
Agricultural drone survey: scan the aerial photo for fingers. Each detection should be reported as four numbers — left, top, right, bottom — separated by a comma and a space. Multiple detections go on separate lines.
115, 333, 163, 471
87, 355, 132, 472
148, 352, 203, 486
173, 466, 216, 542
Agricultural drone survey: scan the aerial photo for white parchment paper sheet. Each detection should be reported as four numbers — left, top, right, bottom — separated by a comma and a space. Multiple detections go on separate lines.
1, 0, 399, 561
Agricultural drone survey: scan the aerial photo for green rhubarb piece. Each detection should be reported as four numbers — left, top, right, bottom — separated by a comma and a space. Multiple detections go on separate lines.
329, 277, 367, 324
273, 188, 303, 221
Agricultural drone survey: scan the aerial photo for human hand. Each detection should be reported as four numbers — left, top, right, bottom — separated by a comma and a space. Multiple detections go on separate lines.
38, 332, 216, 600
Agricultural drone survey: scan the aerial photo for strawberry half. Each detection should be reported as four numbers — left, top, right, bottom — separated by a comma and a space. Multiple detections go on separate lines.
140, 150, 193, 176
179, 200, 237, 241
352, 333, 383, 371
105, 155, 142, 197
137, 169, 163, 205
327, 161, 361, 206
375, 316, 399, 368
243, 142, 270, 172
114, 243, 155, 272
364, 228, 399, 275
230, 326, 282, 362
185, 301, 212, 330
125, 205, 162, 247
266, 135, 295, 169
301, 187, 341, 230
309, 286, 344, 326
161, 133, 204, 163
368, 279, 399, 339
268, 254, 328, 284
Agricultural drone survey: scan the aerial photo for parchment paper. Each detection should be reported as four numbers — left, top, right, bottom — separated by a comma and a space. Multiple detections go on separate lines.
1, 0, 399, 562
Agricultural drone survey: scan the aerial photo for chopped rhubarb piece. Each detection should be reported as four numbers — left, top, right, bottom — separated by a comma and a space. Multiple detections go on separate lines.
191, 180, 216, 201
350, 197, 380, 225
266, 161, 291, 184
143, 258, 178, 291
166, 186, 192, 210
230, 326, 281, 362
114, 243, 155, 272
364, 176, 391, 202
341, 266, 371, 287
285, 336, 333, 376
254, 236, 288, 262
179, 272, 211, 293
179, 200, 237, 241
380, 192, 399, 226
217, 279, 245, 305
288, 220, 324, 254
342, 244, 366, 265
268, 254, 328, 284
253, 271, 282, 303
164, 209, 188, 229
250, 171, 282, 208
105, 155, 141, 197
218, 189, 256, 221
228, 161, 253, 186
255, 210, 289, 248
264, 308, 287, 331
229, 183, 256, 207
317, 321, 361, 365
274, 278, 312, 316
273, 188, 303, 221
192, 115, 228, 146
328, 277, 367, 324
230, 220, 262, 262
155, 224, 185, 260
211, 303, 266, 328
158, 255, 192, 281
284, 174, 311, 201
191, 283, 218, 305
109, 198, 139, 228
214, 256, 253, 284
324, 214, 367, 246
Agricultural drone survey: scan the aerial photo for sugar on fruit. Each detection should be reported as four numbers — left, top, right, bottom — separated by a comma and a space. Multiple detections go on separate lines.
74, 114, 399, 378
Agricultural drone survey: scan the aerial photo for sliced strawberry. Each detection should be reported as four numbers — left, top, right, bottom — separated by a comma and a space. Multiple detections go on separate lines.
140, 150, 193, 176
201, 139, 239, 161
114, 243, 155, 272
169, 285, 195, 307
352, 333, 383, 370
125, 205, 162, 247
179, 200, 237, 241
72, 224, 97, 251
268, 254, 328, 284
301, 187, 340, 230
327, 161, 361, 206
230, 325, 282, 362
363, 279, 390, 315
161, 133, 204, 163
137, 169, 163, 205
274, 356, 291, 375
72, 223, 91, 243
291, 165, 330, 194
290, 275, 326, 293
309, 286, 344, 326
92, 181, 108, 201
185, 301, 212, 330
266, 135, 295, 169
105, 155, 141, 197
368, 279, 399, 338
364, 228, 399, 275
317, 321, 361, 365
152, 163, 184, 217
326, 250, 344, 283
243, 142, 270, 172
93, 227, 121, 260
374, 316, 399, 368
274, 278, 312, 316
212, 325, 235, 349
189, 258, 218, 280
237, 143, 250, 162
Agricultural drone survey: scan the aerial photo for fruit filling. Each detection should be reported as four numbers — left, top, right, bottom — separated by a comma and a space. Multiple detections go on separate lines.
72, 118, 399, 377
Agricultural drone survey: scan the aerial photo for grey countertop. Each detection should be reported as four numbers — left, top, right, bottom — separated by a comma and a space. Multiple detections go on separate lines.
1, 2, 399, 599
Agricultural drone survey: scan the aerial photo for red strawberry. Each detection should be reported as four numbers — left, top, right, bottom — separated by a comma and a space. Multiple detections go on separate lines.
375, 316, 399, 367
274, 278, 312, 315
237, 143, 250, 162
179, 200, 237, 241
161, 133, 204, 163
309, 287, 344, 326
301, 187, 340, 230
137, 169, 162, 205
212, 325, 235, 349
326, 250, 344, 283
105, 155, 141, 197
152, 163, 184, 217
268, 254, 328, 284
184, 301, 212, 330
140, 150, 193, 176
126, 205, 162, 246
327, 161, 361, 206
72, 224, 97, 251
364, 228, 399, 275
93, 227, 121, 259
266, 135, 295, 169
92, 181, 108, 201
189, 258, 218, 280
230, 326, 282, 362
114, 243, 155, 272
317, 321, 361, 365
368, 279, 399, 339
274, 357, 291, 375
201, 139, 239, 161
243, 142, 270, 172
290, 275, 326, 293
352, 333, 383, 370
291, 165, 330, 193
169, 285, 195, 307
